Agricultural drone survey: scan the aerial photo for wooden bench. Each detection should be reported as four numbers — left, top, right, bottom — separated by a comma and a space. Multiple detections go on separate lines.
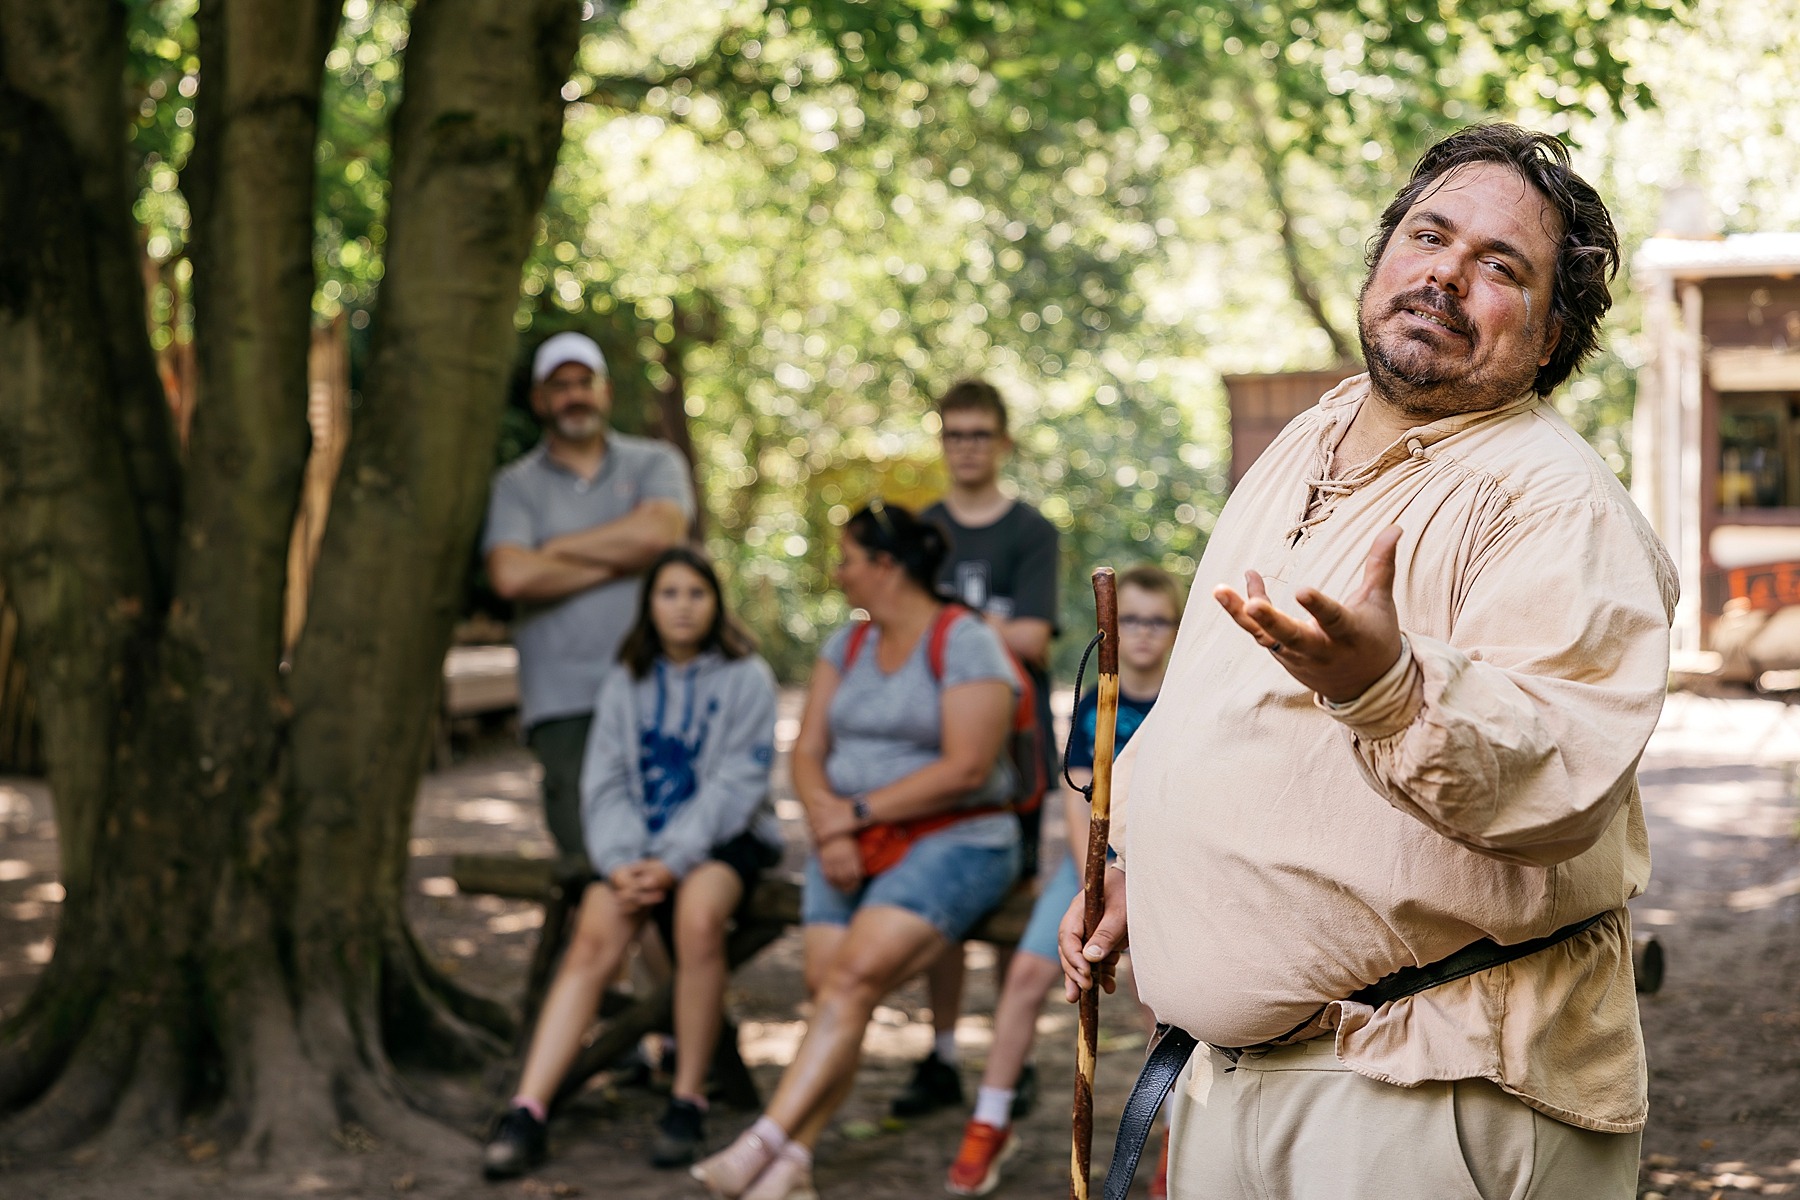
435, 645, 521, 768
450, 853, 1040, 1108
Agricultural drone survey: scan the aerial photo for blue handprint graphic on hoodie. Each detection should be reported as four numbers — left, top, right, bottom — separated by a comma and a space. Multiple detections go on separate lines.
639, 659, 716, 835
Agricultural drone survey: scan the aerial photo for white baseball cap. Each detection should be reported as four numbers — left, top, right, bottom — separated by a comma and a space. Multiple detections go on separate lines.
531, 331, 608, 383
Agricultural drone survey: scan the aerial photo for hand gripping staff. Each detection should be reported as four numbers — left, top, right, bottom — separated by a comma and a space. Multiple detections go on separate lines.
1069, 567, 1118, 1200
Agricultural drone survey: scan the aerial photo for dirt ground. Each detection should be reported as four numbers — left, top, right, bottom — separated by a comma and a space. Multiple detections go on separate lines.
2, 688, 1799, 1199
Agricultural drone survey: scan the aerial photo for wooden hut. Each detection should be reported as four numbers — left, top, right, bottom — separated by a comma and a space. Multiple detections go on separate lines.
1633, 233, 1800, 683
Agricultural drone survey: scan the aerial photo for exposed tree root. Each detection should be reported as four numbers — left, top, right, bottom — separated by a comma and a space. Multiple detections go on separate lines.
338, 1069, 474, 1162
88, 1021, 184, 1162
0, 997, 140, 1156
393, 927, 514, 1042
0, 969, 103, 1111
223, 973, 341, 1171
382, 936, 508, 1071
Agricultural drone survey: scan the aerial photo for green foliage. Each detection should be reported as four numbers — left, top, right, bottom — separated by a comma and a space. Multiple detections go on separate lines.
126, 0, 198, 351
120, 0, 1800, 687
314, 0, 407, 324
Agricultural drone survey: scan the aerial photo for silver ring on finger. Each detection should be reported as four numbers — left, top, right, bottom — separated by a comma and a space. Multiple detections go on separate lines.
1268, 641, 1283, 655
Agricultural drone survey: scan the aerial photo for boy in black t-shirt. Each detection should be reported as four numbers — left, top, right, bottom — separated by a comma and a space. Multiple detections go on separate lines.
893, 378, 1061, 1120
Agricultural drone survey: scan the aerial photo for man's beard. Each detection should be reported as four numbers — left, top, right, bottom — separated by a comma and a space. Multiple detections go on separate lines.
1357, 283, 1539, 420
553, 406, 605, 441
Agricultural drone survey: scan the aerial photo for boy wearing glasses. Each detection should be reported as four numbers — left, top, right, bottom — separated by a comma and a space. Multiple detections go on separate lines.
947, 564, 1182, 1197
891, 378, 1062, 1121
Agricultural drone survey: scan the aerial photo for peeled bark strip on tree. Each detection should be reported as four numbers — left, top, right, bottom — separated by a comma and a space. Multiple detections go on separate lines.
0, 0, 584, 1169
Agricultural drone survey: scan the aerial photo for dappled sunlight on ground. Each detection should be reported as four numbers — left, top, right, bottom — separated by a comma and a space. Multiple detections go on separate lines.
1628, 694, 1800, 1197
1, 689, 1797, 1196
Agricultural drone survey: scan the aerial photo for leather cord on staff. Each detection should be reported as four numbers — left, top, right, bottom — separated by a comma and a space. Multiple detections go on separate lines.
1061, 629, 1105, 800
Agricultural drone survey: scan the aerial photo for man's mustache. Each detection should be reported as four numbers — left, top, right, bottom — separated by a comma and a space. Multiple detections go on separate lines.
1387, 286, 1472, 338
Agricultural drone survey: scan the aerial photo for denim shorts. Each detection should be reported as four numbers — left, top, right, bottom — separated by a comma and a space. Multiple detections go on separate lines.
1016, 853, 1082, 962
802, 828, 1020, 941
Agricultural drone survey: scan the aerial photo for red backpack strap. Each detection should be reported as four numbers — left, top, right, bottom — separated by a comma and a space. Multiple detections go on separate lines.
843, 620, 873, 672
926, 604, 969, 680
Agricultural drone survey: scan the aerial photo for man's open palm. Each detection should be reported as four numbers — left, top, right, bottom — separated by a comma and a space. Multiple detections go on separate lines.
1212, 525, 1406, 705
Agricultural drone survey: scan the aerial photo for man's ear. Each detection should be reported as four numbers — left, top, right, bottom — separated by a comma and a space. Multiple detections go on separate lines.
1539, 314, 1563, 368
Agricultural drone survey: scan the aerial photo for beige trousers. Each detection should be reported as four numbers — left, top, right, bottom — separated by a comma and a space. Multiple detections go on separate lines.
1164, 1038, 1640, 1200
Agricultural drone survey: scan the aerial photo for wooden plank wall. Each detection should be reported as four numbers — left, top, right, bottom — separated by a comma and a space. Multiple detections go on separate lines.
1223, 367, 1361, 487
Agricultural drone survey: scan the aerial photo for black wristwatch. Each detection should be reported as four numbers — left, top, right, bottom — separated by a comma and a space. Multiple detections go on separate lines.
851, 794, 874, 827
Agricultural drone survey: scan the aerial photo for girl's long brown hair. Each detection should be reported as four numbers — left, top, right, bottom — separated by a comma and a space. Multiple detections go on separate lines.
617, 547, 757, 680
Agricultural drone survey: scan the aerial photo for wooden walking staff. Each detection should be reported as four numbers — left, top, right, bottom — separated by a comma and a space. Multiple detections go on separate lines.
1071, 567, 1119, 1200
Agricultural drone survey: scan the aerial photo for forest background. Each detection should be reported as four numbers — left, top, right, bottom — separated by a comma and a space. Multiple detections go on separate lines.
3, 0, 1799, 1176
129, 0, 1795, 680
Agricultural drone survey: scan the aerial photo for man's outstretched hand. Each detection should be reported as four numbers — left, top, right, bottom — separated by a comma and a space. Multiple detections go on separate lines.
1212, 525, 1405, 705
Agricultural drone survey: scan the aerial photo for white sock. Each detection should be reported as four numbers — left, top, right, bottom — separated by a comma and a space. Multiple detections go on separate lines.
778, 1140, 813, 1168
749, 1115, 789, 1155
934, 1030, 960, 1064
973, 1086, 1015, 1129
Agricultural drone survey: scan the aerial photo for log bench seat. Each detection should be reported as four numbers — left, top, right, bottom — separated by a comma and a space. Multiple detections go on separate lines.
449, 852, 1041, 1109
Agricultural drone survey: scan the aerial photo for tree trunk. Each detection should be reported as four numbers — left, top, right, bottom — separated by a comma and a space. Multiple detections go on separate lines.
0, 0, 581, 1170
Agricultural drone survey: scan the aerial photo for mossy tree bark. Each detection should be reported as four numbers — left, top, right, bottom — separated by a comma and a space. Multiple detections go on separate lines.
0, 0, 580, 1166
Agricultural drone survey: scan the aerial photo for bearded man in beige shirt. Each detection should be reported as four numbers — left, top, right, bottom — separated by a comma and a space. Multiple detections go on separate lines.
1061, 125, 1675, 1200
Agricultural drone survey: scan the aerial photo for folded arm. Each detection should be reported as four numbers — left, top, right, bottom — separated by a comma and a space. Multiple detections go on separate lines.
539, 498, 687, 572
486, 543, 613, 603
847, 679, 1013, 827
796, 672, 1014, 846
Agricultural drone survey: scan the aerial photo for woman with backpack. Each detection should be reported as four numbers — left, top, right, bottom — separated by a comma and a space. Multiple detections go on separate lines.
691, 500, 1022, 1200
483, 547, 781, 1179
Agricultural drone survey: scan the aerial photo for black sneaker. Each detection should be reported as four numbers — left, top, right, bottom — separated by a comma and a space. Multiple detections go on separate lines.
481, 1106, 547, 1180
1010, 1062, 1038, 1121
889, 1050, 964, 1118
649, 1097, 706, 1168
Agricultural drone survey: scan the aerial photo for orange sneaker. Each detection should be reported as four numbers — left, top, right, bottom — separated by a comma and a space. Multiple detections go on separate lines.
1148, 1126, 1170, 1200
946, 1119, 1018, 1197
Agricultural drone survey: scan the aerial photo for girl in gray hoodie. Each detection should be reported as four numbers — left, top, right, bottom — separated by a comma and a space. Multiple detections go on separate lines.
484, 548, 780, 1180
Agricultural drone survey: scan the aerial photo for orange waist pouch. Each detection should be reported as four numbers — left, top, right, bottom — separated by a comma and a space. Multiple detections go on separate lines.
854, 808, 1003, 877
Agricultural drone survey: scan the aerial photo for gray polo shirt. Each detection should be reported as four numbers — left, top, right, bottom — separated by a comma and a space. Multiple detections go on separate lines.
482, 434, 695, 729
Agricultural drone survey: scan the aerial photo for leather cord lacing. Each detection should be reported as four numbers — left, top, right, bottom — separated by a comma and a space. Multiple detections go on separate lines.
1283, 435, 1427, 544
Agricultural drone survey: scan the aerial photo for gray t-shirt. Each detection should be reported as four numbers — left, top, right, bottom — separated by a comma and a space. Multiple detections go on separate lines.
483, 434, 696, 728
818, 612, 1019, 849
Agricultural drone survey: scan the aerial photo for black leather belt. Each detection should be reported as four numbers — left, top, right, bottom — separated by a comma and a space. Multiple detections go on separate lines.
1103, 1023, 1199, 1200
1101, 912, 1609, 1200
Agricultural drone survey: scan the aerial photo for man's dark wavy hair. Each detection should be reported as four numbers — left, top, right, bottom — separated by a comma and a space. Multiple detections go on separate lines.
1366, 124, 1619, 397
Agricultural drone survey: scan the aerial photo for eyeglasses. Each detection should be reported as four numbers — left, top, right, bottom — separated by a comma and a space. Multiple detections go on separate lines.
941, 429, 999, 447
866, 496, 899, 545
1119, 615, 1176, 634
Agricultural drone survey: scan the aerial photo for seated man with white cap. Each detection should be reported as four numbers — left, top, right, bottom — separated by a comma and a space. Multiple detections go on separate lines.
483, 331, 695, 861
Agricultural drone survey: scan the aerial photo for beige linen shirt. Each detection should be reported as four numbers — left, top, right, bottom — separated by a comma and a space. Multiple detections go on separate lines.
1116, 375, 1675, 1133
